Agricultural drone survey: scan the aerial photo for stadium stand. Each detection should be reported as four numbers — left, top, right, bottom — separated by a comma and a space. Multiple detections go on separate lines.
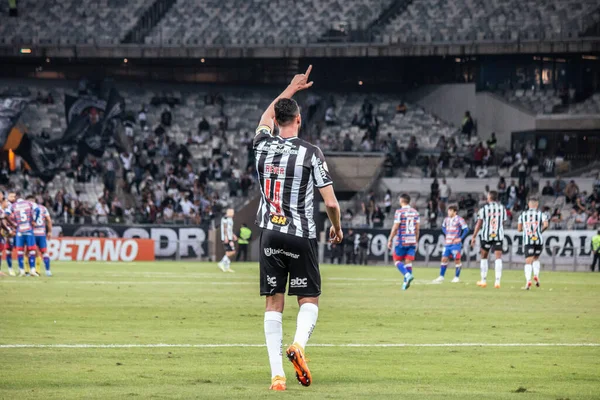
0, 0, 148, 44
378, 0, 600, 43
145, 0, 393, 45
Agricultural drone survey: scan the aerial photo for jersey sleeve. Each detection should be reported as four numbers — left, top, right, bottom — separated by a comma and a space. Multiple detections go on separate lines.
311, 147, 333, 188
477, 208, 484, 221
253, 125, 273, 148
459, 217, 468, 229
517, 213, 523, 224
414, 211, 420, 224
394, 210, 401, 224
541, 211, 548, 222
442, 217, 447, 229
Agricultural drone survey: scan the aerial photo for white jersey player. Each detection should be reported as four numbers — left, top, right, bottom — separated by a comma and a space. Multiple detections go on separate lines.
218, 208, 237, 273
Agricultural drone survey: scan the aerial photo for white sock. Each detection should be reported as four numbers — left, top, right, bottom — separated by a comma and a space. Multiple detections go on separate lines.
264, 311, 285, 379
524, 264, 533, 282
495, 259, 503, 282
293, 303, 319, 350
225, 257, 231, 269
221, 255, 228, 263
532, 260, 540, 278
480, 259, 488, 281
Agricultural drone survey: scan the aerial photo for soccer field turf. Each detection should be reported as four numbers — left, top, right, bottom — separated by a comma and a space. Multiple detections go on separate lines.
1, 262, 599, 400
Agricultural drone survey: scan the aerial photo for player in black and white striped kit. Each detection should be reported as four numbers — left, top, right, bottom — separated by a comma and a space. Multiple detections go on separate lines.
470, 191, 507, 288
254, 66, 343, 391
518, 197, 548, 290
218, 208, 236, 273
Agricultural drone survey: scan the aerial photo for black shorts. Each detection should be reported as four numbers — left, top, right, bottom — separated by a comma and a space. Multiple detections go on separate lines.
480, 239, 503, 252
259, 229, 321, 297
524, 244, 543, 257
223, 242, 235, 252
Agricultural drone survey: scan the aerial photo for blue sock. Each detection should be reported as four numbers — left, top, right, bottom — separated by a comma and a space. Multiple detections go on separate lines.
17, 254, 24, 271
396, 261, 408, 275
440, 265, 447, 277
43, 256, 50, 271
455, 266, 462, 278
29, 254, 36, 270
406, 266, 413, 275
6, 253, 12, 269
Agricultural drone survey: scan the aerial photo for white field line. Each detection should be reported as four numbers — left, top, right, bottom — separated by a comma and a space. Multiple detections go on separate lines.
0, 343, 598, 349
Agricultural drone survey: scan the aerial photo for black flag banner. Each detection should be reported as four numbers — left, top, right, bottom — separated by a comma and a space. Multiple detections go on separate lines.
9, 83, 128, 181
0, 90, 29, 145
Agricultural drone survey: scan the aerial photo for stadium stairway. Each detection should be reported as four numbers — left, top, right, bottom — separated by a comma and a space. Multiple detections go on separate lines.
122, 0, 178, 44
367, 0, 415, 39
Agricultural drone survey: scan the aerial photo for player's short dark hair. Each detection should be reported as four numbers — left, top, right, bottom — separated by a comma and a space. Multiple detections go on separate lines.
26, 194, 35, 201
448, 204, 458, 212
274, 98, 300, 126
528, 196, 539, 203
488, 190, 498, 201
400, 193, 410, 204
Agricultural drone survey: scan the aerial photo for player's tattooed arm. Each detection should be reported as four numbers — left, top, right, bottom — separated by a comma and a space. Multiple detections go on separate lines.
258, 65, 313, 131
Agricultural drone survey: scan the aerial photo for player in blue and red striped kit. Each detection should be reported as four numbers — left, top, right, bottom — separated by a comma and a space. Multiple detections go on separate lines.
10, 196, 38, 277
388, 194, 420, 291
433, 205, 469, 284
30, 195, 53, 277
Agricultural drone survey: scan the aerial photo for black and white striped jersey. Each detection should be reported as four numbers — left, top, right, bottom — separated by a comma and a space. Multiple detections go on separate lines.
220, 216, 234, 242
254, 125, 333, 239
476, 202, 507, 241
518, 209, 547, 245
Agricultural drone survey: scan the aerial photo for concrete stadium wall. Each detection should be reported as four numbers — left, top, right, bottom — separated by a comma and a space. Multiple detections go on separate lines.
474, 92, 536, 148
407, 83, 477, 127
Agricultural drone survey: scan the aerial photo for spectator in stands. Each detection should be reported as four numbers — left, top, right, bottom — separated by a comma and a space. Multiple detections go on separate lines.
161, 108, 172, 127
240, 172, 252, 197
360, 135, 373, 152
343, 134, 353, 152
361, 98, 373, 126
325, 106, 337, 126
358, 232, 369, 265
587, 211, 599, 229
551, 208, 563, 229
593, 173, 600, 195
111, 196, 124, 220
8, 0, 17, 17
575, 192, 588, 213
343, 229, 356, 264
351, 113, 359, 127
363, 191, 375, 226
497, 177, 507, 205
565, 180, 580, 204
500, 152, 513, 170
517, 184, 528, 210
138, 106, 148, 130
343, 209, 354, 226
517, 160, 527, 187
439, 179, 450, 204
372, 206, 385, 228
384, 189, 392, 214
198, 116, 210, 133
427, 198, 439, 228
95, 198, 110, 224
486, 133, 497, 154
431, 178, 439, 199
461, 111, 474, 141
396, 102, 407, 114
553, 176, 567, 196
574, 208, 587, 230
473, 142, 485, 166
541, 181, 555, 196
507, 180, 518, 210
162, 203, 175, 222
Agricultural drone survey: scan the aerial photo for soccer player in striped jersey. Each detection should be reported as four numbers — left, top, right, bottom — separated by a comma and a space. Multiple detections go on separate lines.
218, 208, 236, 273
388, 194, 420, 290
433, 205, 469, 283
255, 66, 342, 391
518, 197, 548, 290
10, 196, 38, 277
31, 197, 53, 277
470, 191, 507, 288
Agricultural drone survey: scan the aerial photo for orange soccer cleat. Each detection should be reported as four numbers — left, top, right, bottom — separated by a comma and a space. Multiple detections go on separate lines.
269, 375, 286, 391
476, 280, 487, 288
286, 343, 312, 387
494, 282, 501, 289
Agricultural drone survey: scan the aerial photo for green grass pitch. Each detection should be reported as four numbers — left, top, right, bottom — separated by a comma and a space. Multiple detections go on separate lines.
1, 262, 599, 399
